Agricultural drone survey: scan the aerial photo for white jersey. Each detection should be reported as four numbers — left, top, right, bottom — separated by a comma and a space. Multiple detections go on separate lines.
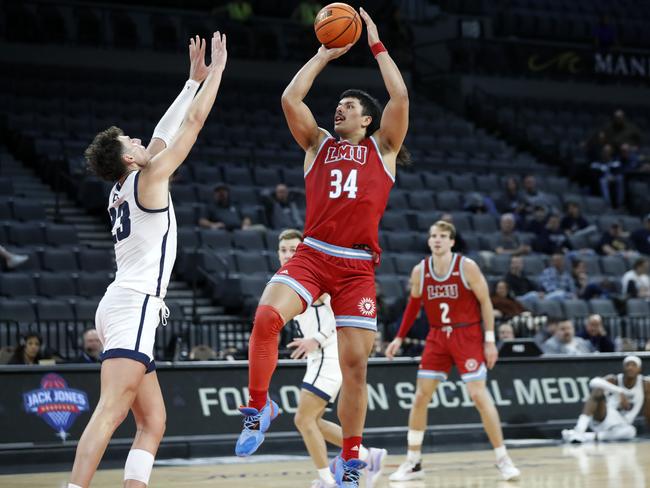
606, 373, 646, 424
107, 171, 177, 298
293, 295, 337, 360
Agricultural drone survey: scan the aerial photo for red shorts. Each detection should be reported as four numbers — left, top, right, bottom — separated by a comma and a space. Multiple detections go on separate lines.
418, 324, 487, 382
269, 237, 377, 331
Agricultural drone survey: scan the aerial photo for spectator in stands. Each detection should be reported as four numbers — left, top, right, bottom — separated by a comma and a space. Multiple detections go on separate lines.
584, 130, 608, 163
533, 213, 572, 254
463, 192, 498, 216
495, 213, 531, 256
572, 259, 607, 300
593, 14, 617, 52
535, 317, 559, 347
602, 110, 642, 152
73, 328, 102, 363
590, 144, 624, 208
561, 202, 589, 235
491, 280, 528, 319
264, 183, 303, 229
190, 344, 218, 360
630, 214, 650, 255
622, 257, 650, 298
522, 174, 553, 213
497, 322, 515, 349
0, 244, 29, 270
198, 183, 241, 231
540, 254, 576, 300
525, 204, 548, 236
440, 213, 467, 254
240, 214, 266, 231
542, 320, 594, 355
578, 314, 615, 353
504, 256, 543, 306
597, 222, 636, 257
8, 333, 44, 365
495, 176, 525, 217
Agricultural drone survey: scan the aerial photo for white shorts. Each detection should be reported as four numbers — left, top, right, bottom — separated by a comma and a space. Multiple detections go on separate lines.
590, 406, 629, 433
301, 352, 342, 402
95, 285, 164, 373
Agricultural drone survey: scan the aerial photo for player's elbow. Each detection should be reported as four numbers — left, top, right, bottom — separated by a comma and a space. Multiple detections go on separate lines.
281, 92, 299, 112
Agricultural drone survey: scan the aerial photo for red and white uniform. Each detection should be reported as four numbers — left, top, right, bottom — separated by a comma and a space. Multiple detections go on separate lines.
269, 129, 394, 330
418, 253, 487, 382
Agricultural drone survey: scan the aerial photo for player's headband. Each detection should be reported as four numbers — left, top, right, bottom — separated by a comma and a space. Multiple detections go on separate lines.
623, 355, 642, 368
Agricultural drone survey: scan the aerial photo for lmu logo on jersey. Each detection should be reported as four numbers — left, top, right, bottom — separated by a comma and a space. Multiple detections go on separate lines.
324, 144, 368, 165
427, 284, 459, 300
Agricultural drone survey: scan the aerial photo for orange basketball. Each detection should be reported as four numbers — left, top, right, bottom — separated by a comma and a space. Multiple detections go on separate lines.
314, 3, 362, 49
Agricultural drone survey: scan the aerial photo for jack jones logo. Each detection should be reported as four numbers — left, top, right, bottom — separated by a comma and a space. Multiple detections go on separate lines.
324, 144, 368, 165
23, 373, 89, 441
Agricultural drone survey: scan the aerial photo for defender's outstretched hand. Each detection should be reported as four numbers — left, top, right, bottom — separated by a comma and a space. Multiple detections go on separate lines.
189, 35, 209, 83
359, 7, 380, 46
211, 31, 228, 71
317, 43, 353, 62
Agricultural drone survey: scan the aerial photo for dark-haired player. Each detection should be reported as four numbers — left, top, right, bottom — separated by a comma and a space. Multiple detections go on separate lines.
235, 7, 408, 487
68, 33, 227, 488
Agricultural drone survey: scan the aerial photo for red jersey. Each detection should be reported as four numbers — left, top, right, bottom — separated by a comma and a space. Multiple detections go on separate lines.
420, 253, 482, 328
303, 132, 394, 255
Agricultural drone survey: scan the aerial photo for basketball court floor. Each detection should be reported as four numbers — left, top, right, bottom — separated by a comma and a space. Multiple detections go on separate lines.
2, 440, 648, 487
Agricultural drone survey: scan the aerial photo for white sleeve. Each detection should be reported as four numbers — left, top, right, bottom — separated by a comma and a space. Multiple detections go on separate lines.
152, 79, 200, 146
589, 377, 628, 396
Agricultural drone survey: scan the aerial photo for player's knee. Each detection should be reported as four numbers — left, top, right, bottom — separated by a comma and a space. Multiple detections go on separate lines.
590, 388, 606, 402
293, 411, 315, 432
468, 386, 489, 407
137, 411, 166, 441
252, 305, 285, 338
414, 389, 432, 407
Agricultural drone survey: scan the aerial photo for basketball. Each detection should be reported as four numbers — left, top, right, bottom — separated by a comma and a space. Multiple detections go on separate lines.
314, 3, 362, 49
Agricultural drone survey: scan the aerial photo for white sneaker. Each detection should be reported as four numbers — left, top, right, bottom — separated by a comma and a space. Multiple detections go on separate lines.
389, 460, 424, 481
496, 456, 520, 481
364, 447, 388, 487
310, 479, 336, 488
6, 254, 28, 269
562, 429, 589, 444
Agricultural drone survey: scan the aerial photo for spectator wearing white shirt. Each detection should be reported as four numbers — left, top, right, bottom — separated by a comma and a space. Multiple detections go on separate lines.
622, 257, 650, 298
543, 320, 594, 355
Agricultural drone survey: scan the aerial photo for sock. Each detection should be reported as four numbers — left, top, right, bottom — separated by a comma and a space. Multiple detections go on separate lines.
407, 429, 425, 448
124, 448, 154, 484
318, 467, 336, 484
494, 445, 507, 460
575, 414, 591, 434
407, 449, 421, 464
342, 436, 363, 461
358, 444, 369, 461
248, 305, 285, 411
68, 484, 83, 488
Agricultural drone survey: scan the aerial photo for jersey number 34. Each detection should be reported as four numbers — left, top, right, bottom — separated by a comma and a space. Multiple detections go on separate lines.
109, 202, 131, 243
329, 169, 358, 199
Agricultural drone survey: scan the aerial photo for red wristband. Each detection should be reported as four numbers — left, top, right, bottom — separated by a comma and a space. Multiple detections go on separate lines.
370, 41, 387, 58
396, 295, 422, 339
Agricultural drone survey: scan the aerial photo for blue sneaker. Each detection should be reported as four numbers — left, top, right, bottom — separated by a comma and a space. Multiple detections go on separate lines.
331, 456, 367, 487
234, 399, 278, 457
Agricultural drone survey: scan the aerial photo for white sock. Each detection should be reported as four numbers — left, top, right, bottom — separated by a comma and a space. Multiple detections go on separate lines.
575, 414, 592, 434
68, 484, 83, 488
124, 448, 155, 484
494, 445, 507, 460
407, 429, 425, 447
407, 449, 421, 464
358, 444, 369, 461
318, 467, 336, 484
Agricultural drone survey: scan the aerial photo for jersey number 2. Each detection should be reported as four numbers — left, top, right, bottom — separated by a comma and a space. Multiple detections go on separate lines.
439, 302, 451, 324
329, 169, 358, 199
109, 202, 131, 243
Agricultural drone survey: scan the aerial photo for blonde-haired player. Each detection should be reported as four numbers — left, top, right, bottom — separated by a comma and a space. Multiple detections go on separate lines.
385, 221, 520, 482
278, 229, 387, 487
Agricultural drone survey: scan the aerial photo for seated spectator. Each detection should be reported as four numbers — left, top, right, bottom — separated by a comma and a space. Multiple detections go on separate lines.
572, 259, 607, 300
495, 213, 531, 256
491, 280, 528, 319
590, 144, 624, 208
630, 214, 650, 255
535, 317, 559, 347
542, 320, 594, 355
504, 256, 543, 306
72, 328, 102, 363
240, 215, 266, 232
540, 254, 576, 300
561, 202, 589, 235
495, 176, 525, 215
190, 344, 218, 361
602, 109, 642, 151
524, 204, 548, 236
440, 213, 467, 254
263, 183, 303, 229
522, 174, 554, 214
8, 333, 44, 365
198, 183, 241, 230
597, 222, 636, 257
622, 257, 650, 298
497, 322, 515, 348
577, 314, 615, 353
533, 214, 572, 254
464, 192, 498, 216
0, 244, 29, 270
